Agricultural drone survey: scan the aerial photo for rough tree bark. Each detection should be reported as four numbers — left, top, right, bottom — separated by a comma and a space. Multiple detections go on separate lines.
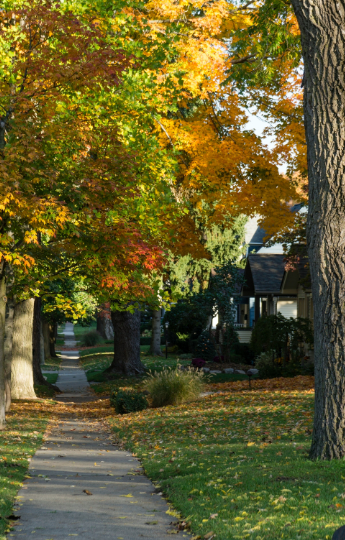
42, 318, 50, 360
108, 309, 145, 375
4, 296, 14, 412
0, 273, 6, 428
97, 303, 114, 340
11, 299, 36, 400
148, 309, 163, 356
40, 320, 45, 365
32, 298, 59, 391
291, 0, 345, 459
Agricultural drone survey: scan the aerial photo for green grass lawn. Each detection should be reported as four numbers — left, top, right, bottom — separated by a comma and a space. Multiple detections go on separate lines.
35, 373, 59, 399
1, 401, 53, 539
73, 321, 97, 340
41, 355, 62, 372
109, 376, 345, 540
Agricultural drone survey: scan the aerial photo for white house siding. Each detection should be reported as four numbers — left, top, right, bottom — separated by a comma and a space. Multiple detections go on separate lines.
237, 330, 252, 343
277, 299, 298, 319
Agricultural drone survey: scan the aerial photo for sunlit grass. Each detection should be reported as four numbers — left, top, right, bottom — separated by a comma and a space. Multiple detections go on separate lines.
0, 401, 52, 539
110, 377, 345, 540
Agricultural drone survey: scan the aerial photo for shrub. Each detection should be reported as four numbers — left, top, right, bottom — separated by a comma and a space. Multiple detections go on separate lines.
230, 353, 245, 364
82, 329, 102, 347
222, 324, 240, 360
255, 351, 282, 379
192, 358, 206, 368
143, 367, 205, 407
110, 389, 148, 415
250, 314, 313, 359
141, 336, 166, 346
176, 333, 190, 353
255, 350, 313, 379
194, 330, 216, 362
232, 343, 255, 365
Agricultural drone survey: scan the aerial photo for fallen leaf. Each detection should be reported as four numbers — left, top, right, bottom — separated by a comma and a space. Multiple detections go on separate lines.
204, 532, 214, 540
83, 490, 92, 496
210, 513, 218, 519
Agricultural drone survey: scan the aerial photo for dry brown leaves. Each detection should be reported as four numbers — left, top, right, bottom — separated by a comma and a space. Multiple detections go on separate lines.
207, 375, 314, 394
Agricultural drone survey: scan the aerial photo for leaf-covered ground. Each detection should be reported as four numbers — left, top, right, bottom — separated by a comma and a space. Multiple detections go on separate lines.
110, 376, 345, 540
0, 401, 54, 539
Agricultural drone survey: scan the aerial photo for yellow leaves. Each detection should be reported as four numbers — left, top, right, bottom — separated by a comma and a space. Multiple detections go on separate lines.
247, 442, 255, 447
24, 230, 39, 245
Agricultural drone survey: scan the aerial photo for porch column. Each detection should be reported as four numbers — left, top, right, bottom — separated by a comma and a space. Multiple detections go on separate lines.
254, 296, 260, 324
273, 297, 278, 315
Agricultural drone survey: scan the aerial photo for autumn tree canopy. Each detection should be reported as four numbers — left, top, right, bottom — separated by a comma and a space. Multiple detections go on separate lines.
0, 0, 308, 423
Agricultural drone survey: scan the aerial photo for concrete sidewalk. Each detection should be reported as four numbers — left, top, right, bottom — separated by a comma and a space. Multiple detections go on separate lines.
8, 323, 188, 540
55, 322, 94, 403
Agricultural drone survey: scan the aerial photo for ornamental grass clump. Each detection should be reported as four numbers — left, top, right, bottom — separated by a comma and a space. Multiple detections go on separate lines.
143, 367, 205, 407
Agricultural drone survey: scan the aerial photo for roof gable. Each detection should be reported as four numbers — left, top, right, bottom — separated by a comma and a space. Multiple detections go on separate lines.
243, 254, 286, 295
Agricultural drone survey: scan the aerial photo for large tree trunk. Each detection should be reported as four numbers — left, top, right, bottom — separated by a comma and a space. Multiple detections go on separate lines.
4, 296, 14, 412
32, 299, 59, 391
97, 302, 114, 340
108, 309, 144, 375
291, 0, 345, 459
48, 322, 58, 358
0, 274, 7, 428
40, 320, 45, 365
42, 319, 50, 360
148, 309, 163, 356
11, 299, 36, 400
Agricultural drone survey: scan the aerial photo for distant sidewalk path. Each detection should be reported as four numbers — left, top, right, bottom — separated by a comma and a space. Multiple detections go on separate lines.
55, 321, 93, 403
8, 323, 187, 540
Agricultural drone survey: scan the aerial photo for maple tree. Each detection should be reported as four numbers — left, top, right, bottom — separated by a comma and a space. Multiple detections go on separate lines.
0, 0, 308, 407
0, 1, 172, 412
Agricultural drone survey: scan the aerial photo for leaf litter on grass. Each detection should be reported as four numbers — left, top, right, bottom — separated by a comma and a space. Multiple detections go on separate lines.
110, 375, 345, 540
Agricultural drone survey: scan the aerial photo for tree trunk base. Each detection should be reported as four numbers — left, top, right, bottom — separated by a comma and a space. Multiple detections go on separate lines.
105, 364, 146, 376
108, 309, 145, 375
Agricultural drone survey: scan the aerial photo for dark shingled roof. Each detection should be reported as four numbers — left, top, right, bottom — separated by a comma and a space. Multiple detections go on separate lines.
243, 254, 286, 295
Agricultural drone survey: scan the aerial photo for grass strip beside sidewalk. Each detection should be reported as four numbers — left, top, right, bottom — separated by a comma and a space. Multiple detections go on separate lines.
110, 376, 345, 540
0, 400, 54, 539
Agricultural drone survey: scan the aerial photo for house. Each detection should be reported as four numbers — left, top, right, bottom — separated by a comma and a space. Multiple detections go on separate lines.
237, 252, 312, 340
280, 257, 312, 321
236, 205, 311, 344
